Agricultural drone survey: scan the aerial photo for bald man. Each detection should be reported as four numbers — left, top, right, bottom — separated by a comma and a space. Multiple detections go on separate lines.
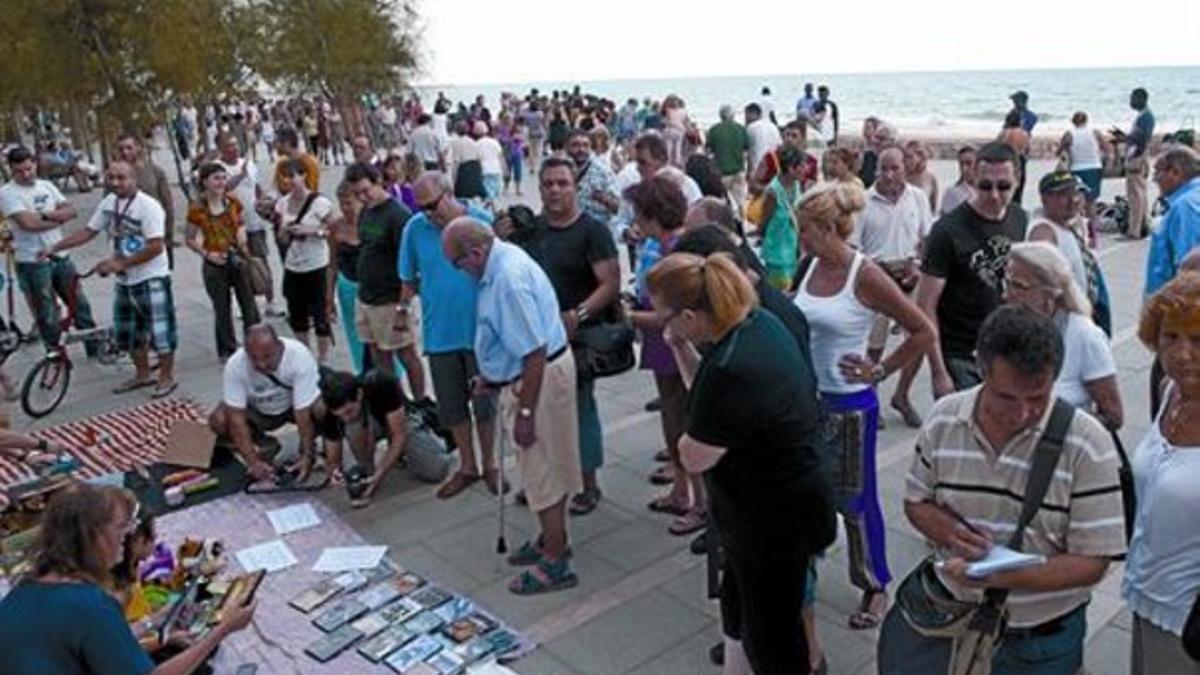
443, 217, 582, 595
209, 324, 322, 482
45, 159, 177, 397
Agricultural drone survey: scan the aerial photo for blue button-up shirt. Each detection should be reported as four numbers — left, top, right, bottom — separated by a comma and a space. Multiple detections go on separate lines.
1145, 177, 1200, 297
398, 203, 492, 354
474, 240, 568, 383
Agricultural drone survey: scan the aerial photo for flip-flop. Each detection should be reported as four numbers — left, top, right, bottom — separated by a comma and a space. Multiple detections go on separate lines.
668, 510, 708, 536
482, 468, 510, 495
648, 465, 674, 485
848, 590, 888, 630
113, 378, 155, 394
891, 399, 923, 429
568, 487, 602, 516
435, 471, 480, 499
151, 381, 179, 399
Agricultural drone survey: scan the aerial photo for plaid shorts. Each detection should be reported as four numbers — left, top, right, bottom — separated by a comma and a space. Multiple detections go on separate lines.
113, 276, 178, 354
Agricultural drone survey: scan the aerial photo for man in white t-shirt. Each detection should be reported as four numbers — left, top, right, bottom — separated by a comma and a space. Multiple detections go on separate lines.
852, 147, 932, 426
0, 146, 100, 355
44, 159, 177, 397
209, 325, 322, 482
744, 103, 782, 177
474, 121, 505, 203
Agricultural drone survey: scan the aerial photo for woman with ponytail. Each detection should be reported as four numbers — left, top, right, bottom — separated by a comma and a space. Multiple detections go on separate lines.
791, 182, 935, 630
648, 251, 835, 674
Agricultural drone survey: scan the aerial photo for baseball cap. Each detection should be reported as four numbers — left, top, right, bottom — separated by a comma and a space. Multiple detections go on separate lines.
1038, 171, 1084, 194
1010, 90, 1029, 102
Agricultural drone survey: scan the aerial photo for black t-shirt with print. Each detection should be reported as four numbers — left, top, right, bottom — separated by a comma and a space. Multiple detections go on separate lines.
686, 309, 835, 556
520, 213, 618, 314
921, 201, 1028, 359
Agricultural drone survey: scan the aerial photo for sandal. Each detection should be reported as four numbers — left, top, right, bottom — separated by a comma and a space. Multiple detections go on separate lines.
508, 557, 578, 595
506, 537, 573, 567
668, 509, 708, 536
648, 465, 674, 485
891, 398, 924, 429
329, 467, 346, 486
848, 589, 888, 630
113, 378, 155, 394
151, 381, 179, 399
647, 495, 689, 516
569, 487, 602, 515
653, 449, 670, 462
482, 468, 511, 496
435, 471, 480, 499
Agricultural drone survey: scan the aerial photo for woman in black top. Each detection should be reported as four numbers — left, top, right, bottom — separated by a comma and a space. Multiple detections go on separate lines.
647, 252, 836, 675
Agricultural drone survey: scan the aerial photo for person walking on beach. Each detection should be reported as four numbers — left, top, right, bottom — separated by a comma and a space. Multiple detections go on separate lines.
999, 111, 1032, 207
940, 145, 977, 215
816, 86, 840, 145
917, 142, 1028, 395
744, 103, 781, 177
759, 86, 779, 126
796, 83, 818, 120
1113, 88, 1156, 239
1008, 90, 1038, 133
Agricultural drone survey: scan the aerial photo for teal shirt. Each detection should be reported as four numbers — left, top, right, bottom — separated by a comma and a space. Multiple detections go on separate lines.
762, 176, 800, 273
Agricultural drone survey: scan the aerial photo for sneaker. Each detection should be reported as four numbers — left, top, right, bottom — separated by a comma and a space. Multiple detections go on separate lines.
264, 303, 286, 318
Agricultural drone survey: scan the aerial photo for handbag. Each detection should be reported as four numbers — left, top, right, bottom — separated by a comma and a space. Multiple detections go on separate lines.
890, 399, 1074, 675
572, 320, 636, 381
246, 256, 272, 297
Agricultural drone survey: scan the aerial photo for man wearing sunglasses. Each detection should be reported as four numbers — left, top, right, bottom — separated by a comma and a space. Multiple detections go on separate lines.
916, 142, 1028, 398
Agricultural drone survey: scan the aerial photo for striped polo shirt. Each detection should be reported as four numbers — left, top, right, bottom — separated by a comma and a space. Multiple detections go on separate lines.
904, 386, 1126, 627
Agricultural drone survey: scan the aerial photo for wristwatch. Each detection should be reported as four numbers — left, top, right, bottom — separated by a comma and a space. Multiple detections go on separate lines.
517, 407, 534, 419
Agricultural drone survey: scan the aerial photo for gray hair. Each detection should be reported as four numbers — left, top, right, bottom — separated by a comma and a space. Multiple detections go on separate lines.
1158, 144, 1200, 180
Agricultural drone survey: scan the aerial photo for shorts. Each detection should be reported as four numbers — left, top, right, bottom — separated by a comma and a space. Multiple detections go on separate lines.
355, 301, 414, 351
113, 277, 177, 354
429, 351, 496, 428
246, 407, 295, 433
282, 268, 330, 336
1072, 168, 1103, 199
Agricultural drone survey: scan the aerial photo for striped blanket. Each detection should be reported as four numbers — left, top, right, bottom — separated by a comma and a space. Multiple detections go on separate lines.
0, 398, 205, 489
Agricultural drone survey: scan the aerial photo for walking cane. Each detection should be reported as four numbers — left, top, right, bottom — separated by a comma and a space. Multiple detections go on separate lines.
494, 393, 509, 555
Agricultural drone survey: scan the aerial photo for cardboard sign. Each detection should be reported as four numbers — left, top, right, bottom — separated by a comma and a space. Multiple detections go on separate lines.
162, 420, 216, 469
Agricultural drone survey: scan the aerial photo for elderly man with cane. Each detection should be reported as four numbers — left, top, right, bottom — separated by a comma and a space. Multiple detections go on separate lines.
442, 216, 582, 595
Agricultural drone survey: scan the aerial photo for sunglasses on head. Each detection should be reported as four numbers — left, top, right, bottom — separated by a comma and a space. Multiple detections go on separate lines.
977, 181, 1013, 193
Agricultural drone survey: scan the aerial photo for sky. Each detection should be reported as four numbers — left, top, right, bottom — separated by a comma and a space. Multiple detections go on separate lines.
415, 0, 1199, 86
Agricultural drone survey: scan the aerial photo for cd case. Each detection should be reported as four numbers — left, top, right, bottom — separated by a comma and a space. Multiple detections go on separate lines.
303, 624, 363, 662
384, 634, 443, 672
313, 597, 369, 632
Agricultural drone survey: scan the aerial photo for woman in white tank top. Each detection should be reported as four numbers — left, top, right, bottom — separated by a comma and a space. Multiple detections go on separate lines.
791, 183, 936, 630
1058, 111, 1111, 224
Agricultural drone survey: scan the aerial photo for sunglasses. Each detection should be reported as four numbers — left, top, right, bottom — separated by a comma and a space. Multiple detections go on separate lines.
977, 181, 1014, 194
417, 192, 444, 212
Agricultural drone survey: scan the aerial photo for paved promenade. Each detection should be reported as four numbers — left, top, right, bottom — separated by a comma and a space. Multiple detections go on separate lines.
4, 141, 1160, 674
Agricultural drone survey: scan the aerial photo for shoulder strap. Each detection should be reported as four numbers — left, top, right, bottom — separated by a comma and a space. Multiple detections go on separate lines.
1008, 398, 1074, 551
293, 192, 319, 225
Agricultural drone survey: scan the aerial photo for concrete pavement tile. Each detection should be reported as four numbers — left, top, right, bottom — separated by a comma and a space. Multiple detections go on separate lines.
622, 623, 721, 675
507, 647, 584, 675
657, 556, 721, 620
1084, 623, 1133, 675
596, 463, 673, 516
811, 614, 879, 674
582, 517, 689, 572
379, 541, 486, 596
541, 591, 711, 675
424, 513, 537, 587
562, 499, 638, 547
470, 552, 626, 630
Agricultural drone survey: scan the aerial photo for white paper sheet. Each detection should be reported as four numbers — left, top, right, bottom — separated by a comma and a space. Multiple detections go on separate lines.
265, 502, 321, 535
234, 539, 298, 573
312, 545, 389, 572
965, 545, 1046, 578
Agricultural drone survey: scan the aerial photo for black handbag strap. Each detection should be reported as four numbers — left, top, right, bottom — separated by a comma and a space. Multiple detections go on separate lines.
982, 398, 1074, 609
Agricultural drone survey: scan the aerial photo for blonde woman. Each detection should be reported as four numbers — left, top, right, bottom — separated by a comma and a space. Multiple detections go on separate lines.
1003, 241, 1123, 429
791, 182, 935, 629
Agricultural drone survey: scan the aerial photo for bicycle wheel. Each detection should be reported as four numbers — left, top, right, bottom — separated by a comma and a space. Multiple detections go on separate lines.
21, 355, 71, 418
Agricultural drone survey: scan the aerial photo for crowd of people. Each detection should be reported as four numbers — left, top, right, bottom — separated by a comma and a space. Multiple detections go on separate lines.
0, 78, 1198, 675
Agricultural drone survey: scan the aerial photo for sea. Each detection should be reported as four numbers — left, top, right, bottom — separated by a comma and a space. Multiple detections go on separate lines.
419, 65, 1199, 138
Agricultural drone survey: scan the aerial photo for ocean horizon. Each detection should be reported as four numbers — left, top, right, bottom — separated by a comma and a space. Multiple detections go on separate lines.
417, 64, 1199, 138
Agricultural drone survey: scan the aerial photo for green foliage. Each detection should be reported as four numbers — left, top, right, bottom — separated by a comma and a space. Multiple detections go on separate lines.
0, 0, 421, 138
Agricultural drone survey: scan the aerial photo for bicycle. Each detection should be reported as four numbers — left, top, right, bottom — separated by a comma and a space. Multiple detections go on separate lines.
20, 268, 120, 418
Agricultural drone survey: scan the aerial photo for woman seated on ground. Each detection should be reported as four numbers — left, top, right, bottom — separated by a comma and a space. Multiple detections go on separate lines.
316, 368, 450, 507
0, 484, 255, 675
1123, 271, 1200, 675
1003, 241, 1123, 429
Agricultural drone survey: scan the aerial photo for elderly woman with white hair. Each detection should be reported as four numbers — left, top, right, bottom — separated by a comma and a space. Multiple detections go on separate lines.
1002, 241, 1124, 429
